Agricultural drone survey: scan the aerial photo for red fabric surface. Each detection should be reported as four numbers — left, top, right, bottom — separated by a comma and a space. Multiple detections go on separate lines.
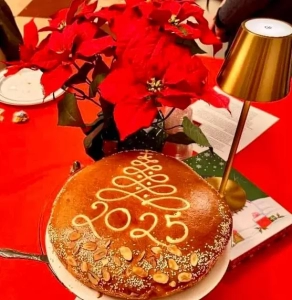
0, 57, 291, 299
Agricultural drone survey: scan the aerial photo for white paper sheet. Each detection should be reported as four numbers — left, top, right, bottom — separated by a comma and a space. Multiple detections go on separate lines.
190, 87, 279, 160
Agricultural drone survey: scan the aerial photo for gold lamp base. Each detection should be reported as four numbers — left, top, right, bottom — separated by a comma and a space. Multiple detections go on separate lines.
206, 177, 247, 212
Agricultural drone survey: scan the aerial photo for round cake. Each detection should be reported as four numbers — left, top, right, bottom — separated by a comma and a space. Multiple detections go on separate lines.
48, 151, 232, 299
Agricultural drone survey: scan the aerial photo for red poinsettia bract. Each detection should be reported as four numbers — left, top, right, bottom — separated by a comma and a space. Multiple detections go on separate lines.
5, 15, 114, 96
39, 0, 98, 32
99, 51, 211, 140
4, 0, 229, 142
5, 19, 39, 76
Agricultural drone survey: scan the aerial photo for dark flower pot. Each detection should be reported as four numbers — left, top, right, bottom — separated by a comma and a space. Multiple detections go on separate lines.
83, 112, 166, 161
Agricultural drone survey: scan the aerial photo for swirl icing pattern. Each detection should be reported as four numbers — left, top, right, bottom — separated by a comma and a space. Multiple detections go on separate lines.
72, 151, 190, 245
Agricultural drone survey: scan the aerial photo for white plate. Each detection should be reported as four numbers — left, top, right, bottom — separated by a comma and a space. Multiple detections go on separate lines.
45, 229, 231, 300
0, 68, 65, 106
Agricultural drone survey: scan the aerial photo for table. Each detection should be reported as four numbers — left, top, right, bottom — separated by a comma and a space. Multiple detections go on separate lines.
0, 57, 291, 300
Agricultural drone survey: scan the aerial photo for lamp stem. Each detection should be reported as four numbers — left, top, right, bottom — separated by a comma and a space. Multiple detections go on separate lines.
219, 100, 251, 196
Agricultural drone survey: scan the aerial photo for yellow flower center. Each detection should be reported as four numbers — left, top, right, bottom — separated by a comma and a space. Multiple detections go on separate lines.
168, 15, 180, 26
147, 78, 164, 93
58, 20, 67, 30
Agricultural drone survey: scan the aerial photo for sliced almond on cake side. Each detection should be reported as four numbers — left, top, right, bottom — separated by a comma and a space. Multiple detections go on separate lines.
102, 258, 109, 266
69, 231, 81, 241
114, 256, 122, 267
167, 245, 182, 256
132, 266, 148, 278
66, 256, 77, 267
94, 248, 107, 261
83, 242, 97, 251
68, 241, 76, 249
151, 247, 162, 255
81, 261, 88, 273
153, 272, 169, 284
73, 244, 81, 255
169, 281, 177, 288
88, 272, 99, 285
102, 268, 111, 282
178, 272, 192, 283
136, 250, 145, 262
119, 246, 132, 261
168, 259, 179, 270
104, 239, 111, 248
190, 253, 199, 267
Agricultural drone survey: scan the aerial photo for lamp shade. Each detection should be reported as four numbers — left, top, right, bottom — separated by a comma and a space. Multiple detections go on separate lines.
217, 18, 292, 102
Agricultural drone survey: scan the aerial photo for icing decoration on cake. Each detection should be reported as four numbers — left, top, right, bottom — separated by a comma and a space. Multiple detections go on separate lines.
72, 151, 190, 246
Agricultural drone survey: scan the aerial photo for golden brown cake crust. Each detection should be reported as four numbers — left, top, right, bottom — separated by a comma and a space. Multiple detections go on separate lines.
48, 151, 232, 299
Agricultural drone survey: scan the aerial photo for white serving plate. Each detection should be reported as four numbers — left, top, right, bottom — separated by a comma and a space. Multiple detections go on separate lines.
0, 68, 65, 106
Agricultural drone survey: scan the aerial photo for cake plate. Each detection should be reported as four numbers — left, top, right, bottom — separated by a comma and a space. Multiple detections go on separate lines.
39, 192, 231, 300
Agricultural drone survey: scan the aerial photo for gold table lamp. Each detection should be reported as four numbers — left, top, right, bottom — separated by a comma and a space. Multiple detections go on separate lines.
207, 18, 292, 211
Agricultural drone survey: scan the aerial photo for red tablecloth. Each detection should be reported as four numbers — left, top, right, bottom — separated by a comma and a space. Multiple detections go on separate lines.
0, 57, 291, 299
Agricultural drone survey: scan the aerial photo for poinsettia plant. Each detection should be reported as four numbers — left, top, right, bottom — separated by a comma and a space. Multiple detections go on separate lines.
4, 0, 229, 160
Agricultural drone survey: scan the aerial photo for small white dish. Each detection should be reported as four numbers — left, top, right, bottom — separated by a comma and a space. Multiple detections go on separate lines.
45, 229, 231, 300
0, 68, 65, 106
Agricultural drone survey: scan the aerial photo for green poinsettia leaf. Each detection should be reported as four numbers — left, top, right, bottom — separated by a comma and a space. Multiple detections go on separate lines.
89, 73, 107, 98
166, 132, 194, 145
182, 117, 211, 147
57, 93, 85, 127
